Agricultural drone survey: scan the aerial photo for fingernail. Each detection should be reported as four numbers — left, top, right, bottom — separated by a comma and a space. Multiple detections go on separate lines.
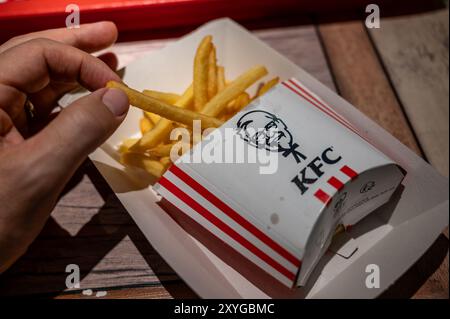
102, 88, 129, 117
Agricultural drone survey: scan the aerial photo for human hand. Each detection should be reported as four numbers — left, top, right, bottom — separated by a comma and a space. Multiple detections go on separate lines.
0, 22, 129, 272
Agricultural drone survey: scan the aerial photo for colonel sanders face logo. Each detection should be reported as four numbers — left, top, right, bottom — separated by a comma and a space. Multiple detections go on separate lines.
236, 110, 307, 163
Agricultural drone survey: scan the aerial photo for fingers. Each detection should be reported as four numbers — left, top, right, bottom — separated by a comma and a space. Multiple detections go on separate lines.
0, 83, 26, 123
28, 81, 78, 119
97, 52, 119, 72
28, 52, 119, 120
0, 109, 24, 147
0, 21, 118, 54
0, 37, 121, 94
27, 88, 129, 177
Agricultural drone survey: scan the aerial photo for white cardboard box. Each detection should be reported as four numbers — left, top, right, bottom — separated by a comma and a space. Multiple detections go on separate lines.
153, 78, 405, 288
61, 18, 449, 298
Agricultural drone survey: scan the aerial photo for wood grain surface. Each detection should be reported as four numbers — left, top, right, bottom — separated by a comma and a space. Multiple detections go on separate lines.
369, 9, 449, 299
318, 21, 422, 155
369, 9, 449, 177
0, 14, 447, 299
318, 12, 448, 299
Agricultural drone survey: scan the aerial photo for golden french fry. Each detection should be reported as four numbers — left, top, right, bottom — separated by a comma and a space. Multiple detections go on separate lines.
226, 98, 237, 113
147, 142, 191, 158
120, 152, 165, 178
236, 92, 250, 110
118, 37, 272, 176
118, 138, 139, 153
160, 156, 172, 169
201, 65, 267, 117
142, 90, 181, 104
219, 112, 232, 122
193, 35, 212, 111
144, 111, 161, 125
227, 92, 250, 113
334, 224, 345, 237
207, 46, 218, 100
132, 85, 192, 150
217, 66, 226, 92
142, 90, 187, 125
106, 81, 223, 129
170, 140, 192, 161
140, 117, 153, 134
146, 143, 173, 157
257, 76, 279, 96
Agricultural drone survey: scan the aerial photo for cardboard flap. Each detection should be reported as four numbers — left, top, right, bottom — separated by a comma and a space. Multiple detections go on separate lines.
329, 232, 358, 259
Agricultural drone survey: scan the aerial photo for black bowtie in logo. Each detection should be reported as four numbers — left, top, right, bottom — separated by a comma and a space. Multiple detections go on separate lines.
280, 142, 306, 164
236, 110, 306, 164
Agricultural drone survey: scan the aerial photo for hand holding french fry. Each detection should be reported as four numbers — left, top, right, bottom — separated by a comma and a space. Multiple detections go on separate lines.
106, 81, 224, 129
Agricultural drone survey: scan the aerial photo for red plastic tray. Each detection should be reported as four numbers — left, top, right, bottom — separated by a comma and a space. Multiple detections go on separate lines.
1, 0, 438, 43
0, 0, 371, 43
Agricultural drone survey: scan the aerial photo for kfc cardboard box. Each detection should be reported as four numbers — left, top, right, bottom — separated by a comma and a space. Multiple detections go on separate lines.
153, 78, 405, 288
60, 18, 449, 298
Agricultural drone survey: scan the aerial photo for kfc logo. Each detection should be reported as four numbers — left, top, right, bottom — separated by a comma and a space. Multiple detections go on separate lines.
236, 109, 343, 195
236, 110, 307, 163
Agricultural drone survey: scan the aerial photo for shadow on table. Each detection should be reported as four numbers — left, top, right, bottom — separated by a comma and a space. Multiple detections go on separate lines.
0, 160, 198, 299
379, 232, 449, 299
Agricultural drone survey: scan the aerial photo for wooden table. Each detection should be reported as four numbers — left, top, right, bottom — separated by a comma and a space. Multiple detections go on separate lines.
0, 9, 448, 299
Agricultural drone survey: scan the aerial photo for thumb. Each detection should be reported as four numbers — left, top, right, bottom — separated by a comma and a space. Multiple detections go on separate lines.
28, 88, 129, 176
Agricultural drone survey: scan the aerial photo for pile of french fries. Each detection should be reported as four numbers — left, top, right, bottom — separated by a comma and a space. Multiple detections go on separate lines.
108, 35, 279, 179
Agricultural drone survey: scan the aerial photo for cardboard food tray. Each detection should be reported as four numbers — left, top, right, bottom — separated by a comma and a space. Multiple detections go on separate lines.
60, 18, 449, 298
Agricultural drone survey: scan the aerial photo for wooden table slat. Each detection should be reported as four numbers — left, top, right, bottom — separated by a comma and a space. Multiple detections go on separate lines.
318, 21, 422, 155
369, 9, 449, 177
318, 17, 448, 299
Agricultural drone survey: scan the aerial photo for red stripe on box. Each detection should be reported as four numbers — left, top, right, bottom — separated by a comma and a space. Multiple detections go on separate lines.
314, 189, 331, 205
340, 165, 358, 180
282, 82, 360, 137
282, 81, 379, 150
169, 165, 301, 268
158, 176, 296, 282
328, 176, 344, 191
289, 79, 354, 128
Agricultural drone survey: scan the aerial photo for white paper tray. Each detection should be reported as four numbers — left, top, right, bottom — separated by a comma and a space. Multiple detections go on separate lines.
60, 18, 449, 298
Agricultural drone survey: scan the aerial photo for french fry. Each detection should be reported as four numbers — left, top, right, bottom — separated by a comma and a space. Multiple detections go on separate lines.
140, 117, 153, 134
217, 66, 226, 92
201, 65, 267, 117
207, 46, 218, 100
257, 77, 279, 97
238, 92, 251, 108
131, 85, 193, 150
160, 156, 172, 169
333, 224, 345, 237
120, 152, 165, 178
227, 92, 250, 113
226, 98, 237, 113
106, 81, 223, 129
193, 35, 212, 111
144, 111, 161, 125
146, 143, 173, 157
147, 142, 191, 158
219, 111, 233, 122
118, 36, 274, 179
118, 138, 139, 153
142, 90, 181, 104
